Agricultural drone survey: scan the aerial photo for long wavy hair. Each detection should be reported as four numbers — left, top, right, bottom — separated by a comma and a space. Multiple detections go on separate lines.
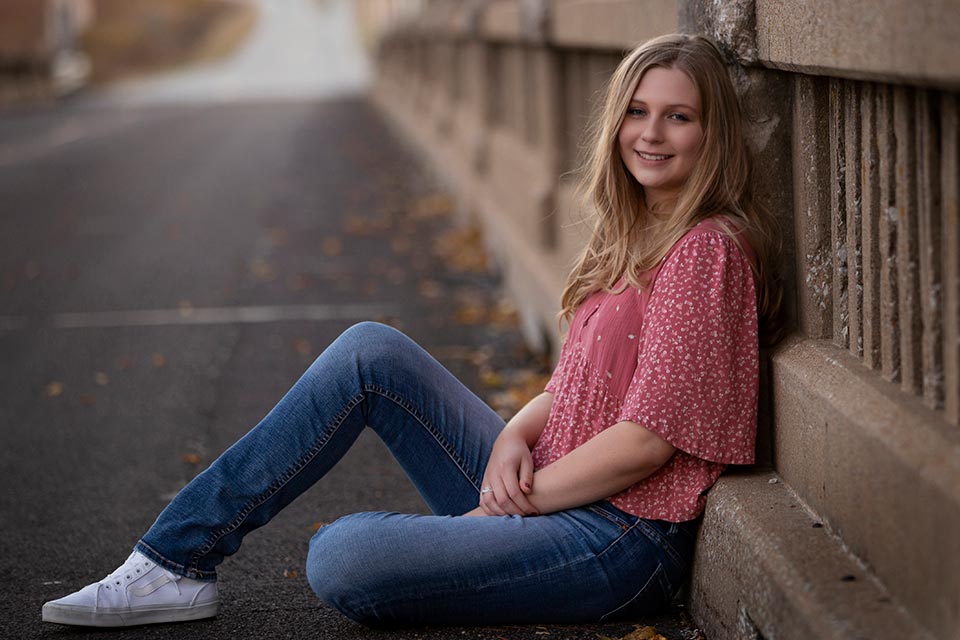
558, 33, 784, 346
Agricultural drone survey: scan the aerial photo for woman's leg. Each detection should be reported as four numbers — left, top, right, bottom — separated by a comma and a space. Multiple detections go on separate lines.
136, 321, 506, 581
43, 321, 506, 627
306, 504, 699, 626
137, 322, 504, 580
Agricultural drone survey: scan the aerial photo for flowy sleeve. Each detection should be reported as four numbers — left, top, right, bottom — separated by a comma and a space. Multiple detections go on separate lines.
617, 230, 760, 464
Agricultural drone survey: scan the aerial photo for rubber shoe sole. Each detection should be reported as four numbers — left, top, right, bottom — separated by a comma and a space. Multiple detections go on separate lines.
41, 599, 219, 627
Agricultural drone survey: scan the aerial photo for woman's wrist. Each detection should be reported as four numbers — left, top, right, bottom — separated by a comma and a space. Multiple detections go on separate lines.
500, 392, 552, 448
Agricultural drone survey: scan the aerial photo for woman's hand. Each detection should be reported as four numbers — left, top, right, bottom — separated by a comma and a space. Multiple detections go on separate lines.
478, 431, 538, 516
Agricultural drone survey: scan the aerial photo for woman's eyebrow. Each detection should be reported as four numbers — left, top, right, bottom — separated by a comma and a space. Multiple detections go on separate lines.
629, 99, 697, 110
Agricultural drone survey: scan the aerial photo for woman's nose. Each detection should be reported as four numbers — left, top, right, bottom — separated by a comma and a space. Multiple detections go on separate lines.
641, 121, 663, 143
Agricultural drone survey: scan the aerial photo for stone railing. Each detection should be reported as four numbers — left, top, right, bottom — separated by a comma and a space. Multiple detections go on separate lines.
363, 1, 960, 639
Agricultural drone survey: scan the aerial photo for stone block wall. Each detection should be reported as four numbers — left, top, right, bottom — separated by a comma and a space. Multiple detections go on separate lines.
363, 1, 960, 638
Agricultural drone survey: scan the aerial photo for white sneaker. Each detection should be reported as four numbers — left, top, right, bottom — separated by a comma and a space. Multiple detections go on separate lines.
41, 551, 219, 627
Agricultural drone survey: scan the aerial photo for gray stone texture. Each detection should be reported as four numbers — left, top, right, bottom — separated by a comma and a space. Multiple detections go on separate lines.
369, 1, 960, 638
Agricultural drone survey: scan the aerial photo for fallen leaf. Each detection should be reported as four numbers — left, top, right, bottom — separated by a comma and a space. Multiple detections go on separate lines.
180, 453, 202, 465
418, 279, 442, 299
151, 353, 167, 368
310, 521, 327, 532
433, 226, 489, 274
24, 261, 40, 280
44, 381, 64, 397
343, 214, 372, 235
115, 356, 132, 370
479, 368, 502, 388
178, 299, 194, 317
321, 236, 342, 256
94, 372, 110, 386
250, 258, 277, 282
283, 569, 299, 578
615, 626, 666, 640
287, 273, 312, 291
390, 237, 412, 254
79, 394, 97, 406
367, 257, 388, 275
386, 267, 406, 285
411, 193, 454, 220
454, 303, 485, 325
268, 227, 288, 247
293, 338, 311, 356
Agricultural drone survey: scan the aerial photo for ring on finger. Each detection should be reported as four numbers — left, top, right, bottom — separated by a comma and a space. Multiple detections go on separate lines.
480, 485, 493, 495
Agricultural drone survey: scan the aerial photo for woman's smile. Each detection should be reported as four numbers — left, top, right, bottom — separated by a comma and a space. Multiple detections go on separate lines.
618, 66, 704, 208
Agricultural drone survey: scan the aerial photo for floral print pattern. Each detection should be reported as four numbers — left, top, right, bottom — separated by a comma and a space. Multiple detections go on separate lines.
532, 217, 759, 522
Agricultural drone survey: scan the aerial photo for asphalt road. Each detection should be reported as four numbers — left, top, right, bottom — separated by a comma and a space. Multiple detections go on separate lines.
0, 95, 704, 640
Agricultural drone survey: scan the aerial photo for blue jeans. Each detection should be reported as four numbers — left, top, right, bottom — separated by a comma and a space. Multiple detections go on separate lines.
135, 322, 698, 626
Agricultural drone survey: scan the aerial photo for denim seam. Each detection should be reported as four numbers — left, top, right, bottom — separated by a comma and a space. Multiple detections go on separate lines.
587, 504, 634, 531
134, 540, 216, 582
595, 520, 639, 558
187, 392, 367, 575
635, 519, 683, 568
598, 561, 664, 622
363, 382, 483, 491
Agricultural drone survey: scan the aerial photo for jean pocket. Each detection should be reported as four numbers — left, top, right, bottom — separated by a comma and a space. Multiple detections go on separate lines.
598, 562, 671, 622
635, 519, 685, 569
586, 503, 636, 531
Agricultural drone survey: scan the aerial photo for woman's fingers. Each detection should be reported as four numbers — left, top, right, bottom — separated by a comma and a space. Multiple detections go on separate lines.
491, 472, 538, 516
498, 469, 538, 515
519, 452, 534, 493
479, 478, 507, 516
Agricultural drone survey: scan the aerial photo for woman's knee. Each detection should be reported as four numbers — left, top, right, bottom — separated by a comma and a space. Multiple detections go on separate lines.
331, 322, 417, 369
305, 513, 395, 623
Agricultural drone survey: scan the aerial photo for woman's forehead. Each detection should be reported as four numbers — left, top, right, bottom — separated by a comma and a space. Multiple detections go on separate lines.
630, 67, 700, 109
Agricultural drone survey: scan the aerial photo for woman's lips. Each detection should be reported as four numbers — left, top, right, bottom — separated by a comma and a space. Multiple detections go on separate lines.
635, 150, 673, 162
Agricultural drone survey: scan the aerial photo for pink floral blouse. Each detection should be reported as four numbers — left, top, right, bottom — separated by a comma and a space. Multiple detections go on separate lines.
532, 216, 760, 522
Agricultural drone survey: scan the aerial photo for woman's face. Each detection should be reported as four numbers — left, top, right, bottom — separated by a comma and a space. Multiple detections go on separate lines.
618, 66, 704, 209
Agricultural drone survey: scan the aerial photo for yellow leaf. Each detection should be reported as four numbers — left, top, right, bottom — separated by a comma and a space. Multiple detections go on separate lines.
94, 372, 110, 386
177, 299, 194, 317
454, 304, 485, 325
250, 258, 276, 282
283, 569, 299, 578
180, 453, 202, 465
617, 626, 664, 640
44, 381, 64, 397
479, 368, 502, 388
411, 193, 453, 220
115, 356, 132, 370
151, 353, 167, 368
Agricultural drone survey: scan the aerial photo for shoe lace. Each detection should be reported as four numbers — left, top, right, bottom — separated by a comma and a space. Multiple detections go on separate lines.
99, 554, 174, 593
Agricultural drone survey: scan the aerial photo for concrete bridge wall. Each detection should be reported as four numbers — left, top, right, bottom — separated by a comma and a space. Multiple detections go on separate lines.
362, 1, 960, 638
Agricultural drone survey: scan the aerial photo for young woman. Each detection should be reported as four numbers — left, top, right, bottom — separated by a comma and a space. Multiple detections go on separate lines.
42, 33, 781, 628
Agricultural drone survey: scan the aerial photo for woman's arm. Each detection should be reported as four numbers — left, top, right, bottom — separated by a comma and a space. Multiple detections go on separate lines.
472, 391, 553, 516
523, 420, 675, 515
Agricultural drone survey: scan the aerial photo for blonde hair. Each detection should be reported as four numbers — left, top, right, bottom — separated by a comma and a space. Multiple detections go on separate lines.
559, 33, 784, 346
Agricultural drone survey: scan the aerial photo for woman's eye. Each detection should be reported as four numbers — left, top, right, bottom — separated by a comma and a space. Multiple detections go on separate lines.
669, 113, 690, 121
627, 108, 646, 117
